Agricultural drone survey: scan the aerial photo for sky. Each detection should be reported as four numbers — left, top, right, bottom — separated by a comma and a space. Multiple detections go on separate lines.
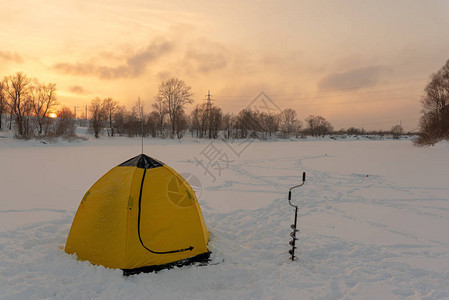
1, 0, 449, 131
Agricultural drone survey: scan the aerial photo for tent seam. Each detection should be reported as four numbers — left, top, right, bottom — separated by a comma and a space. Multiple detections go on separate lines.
124, 167, 138, 268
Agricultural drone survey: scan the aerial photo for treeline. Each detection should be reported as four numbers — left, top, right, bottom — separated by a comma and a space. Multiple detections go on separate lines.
86, 78, 335, 140
0, 72, 75, 138
87, 78, 406, 140
1, 73, 409, 140
89, 98, 336, 140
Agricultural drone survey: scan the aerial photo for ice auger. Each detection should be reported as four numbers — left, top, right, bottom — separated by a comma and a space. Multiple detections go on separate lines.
288, 172, 306, 261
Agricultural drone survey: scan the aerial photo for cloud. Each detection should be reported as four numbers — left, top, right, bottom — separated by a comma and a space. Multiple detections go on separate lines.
318, 66, 390, 91
68, 85, 89, 94
156, 71, 172, 81
0, 51, 23, 63
185, 50, 227, 73
54, 39, 173, 79
184, 41, 228, 73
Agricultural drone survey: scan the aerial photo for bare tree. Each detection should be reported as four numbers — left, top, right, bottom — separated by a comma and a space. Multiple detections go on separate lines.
415, 111, 443, 146
189, 105, 201, 137
190, 102, 223, 139
294, 119, 303, 138
208, 106, 222, 139
134, 98, 145, 137
198, 103, 208, 138
2, 76, 14, 130
32, 83, 57, 136
422, 60, 449, 118
147, 111, 160, 138
3, 72, 32, 138
346, 127, 364, 135
102, 97, 118, 137
305, 115, 333, 137
175, 109, 188, 139
22, 95, 33, 137
279, 108, 298, 137
222, 113, 235, 139
89, 97, 106, 138
263, 113, 279, 138
155, 78, 193, 138
391, 124, 403, 139
119, 99, 145, 137
416, 59, 449, 145
0, 81, 5, 130
55, 106, 75, 136
152, 96, 167, 137
113, 105, 127, 136
236, 108, 263, 138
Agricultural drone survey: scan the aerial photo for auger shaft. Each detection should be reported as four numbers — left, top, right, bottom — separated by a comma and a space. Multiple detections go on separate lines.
288, 172, 305, 261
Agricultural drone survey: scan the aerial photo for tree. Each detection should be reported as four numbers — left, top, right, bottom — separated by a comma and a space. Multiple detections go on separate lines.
391, 124, 403, 139
32, 83, 57, 136
89, 97, 106, 138
416, 59, 449, 145
175, 109, 188, 139
0, 81, 5, 130
264, 113, 279, 138
198, 103, 208, 138
2, 76, 14, 130
113, 105, 127, 136
415, 111, 444, 145
236, 108, 263, 138
152, 96, 167, 137
189, 105, 201, 137
155, 78, 193, 138
3, 72, 32, 138
346, 127, 363, 135
208, 106, 222, 139
22, 95, 33, 138
133, 98, 145, 137
102, 97, 118, 137
55, 106, 75, 136
147, 111, 160, 138
222, 113, 236, 139
294, 119, 303, 138
305, 115, 333, 137
279, 108, 298, 137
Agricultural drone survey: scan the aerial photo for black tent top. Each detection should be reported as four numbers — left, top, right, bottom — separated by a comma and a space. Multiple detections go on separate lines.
118, 154, 164, 169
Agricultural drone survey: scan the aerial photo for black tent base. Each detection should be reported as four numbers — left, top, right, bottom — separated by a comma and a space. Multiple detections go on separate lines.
122, 252, 211, 276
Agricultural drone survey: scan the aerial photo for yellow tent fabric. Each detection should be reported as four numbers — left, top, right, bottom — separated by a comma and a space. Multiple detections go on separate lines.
65, 154, 209, 271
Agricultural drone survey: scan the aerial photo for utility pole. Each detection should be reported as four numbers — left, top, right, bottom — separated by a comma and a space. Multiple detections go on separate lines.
207, 90, 211, 107
205, 90, 214, 139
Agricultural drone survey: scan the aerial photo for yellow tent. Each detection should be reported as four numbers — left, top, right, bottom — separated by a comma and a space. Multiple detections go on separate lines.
65, 154, 209, 274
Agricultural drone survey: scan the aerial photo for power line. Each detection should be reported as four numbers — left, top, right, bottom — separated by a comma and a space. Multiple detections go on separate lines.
214, 92, 423, 108
214, 85, 423, 103
213, 77, 428, 100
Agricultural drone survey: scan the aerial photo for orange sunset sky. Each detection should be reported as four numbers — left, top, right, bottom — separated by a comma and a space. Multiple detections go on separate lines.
2, 0, 449, 131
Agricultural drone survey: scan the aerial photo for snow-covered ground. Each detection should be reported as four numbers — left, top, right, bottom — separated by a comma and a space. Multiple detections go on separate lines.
1, 134, 449, 299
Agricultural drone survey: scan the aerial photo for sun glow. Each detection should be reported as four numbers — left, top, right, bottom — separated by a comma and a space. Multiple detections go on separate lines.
49, 113, 57, 118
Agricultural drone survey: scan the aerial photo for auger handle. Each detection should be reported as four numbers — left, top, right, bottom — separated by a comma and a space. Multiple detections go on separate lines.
288, 172, 306, 208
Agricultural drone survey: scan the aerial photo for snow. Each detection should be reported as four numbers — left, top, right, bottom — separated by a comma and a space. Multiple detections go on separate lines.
1, 133, 449, 299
